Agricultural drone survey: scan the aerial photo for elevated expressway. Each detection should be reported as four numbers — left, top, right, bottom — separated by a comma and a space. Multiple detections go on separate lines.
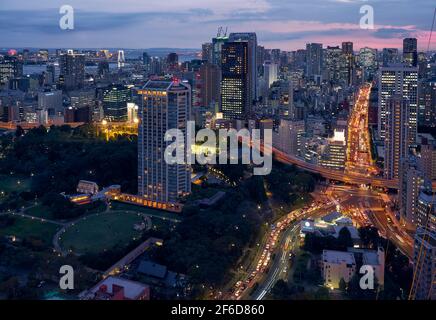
272, 147, 399, 190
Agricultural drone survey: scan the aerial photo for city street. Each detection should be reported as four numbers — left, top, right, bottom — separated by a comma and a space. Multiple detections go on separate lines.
229, 183, 414, 300
346, 83, 379, 176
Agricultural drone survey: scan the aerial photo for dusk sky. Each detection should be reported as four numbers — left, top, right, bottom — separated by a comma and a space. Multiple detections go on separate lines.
0, 0, 435, 51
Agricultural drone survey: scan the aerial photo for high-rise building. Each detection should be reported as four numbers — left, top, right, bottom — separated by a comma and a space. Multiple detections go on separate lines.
166, 53, 179, 71
324, 46, 342, 83
277, 80, 294, 119
229, 32, 258, 100
0, 56, 23, 85
220, 41, 250, 120
403, 38, 418, 67
417, 52, 429, 79
382, 48, 399, 67
418, 79, 436, 127
341, 42, 353, 55
399, 161, 425, 227
212, 34, 229, 66
38, 89, 63, 116
341, 42, 354, 86
97, 61, 110, 78
143, 52, 151, 74
384, 96, 410, 180
274, 119, 305, 157
416, 189, 436, 232
137, 80, 191, 204
59, 51, 85, 90
201, 43, 213, 62
418, 136, 436, 181
263, 61, 278, 88
306, 43, 323, 80
412, 228, 436, 300
102, 84, 132, 122
257, 46, 266, 75
358, 47, 378, 80
320, 129, 347, 171
199, 62, 220, 108
46, 64, 56, 83
378, 66, 418, 144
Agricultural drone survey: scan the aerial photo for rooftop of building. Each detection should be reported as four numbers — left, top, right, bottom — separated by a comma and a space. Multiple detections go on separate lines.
322, 250, 356, 265
142, 79, 189, 91
137, 260, 168, 279
87, 276, 149, 300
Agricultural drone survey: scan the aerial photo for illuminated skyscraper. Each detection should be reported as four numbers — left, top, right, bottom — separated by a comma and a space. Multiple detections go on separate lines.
102, 84, 132, 122
0, 55, 23, 85
341, 42, 354, 86
138, 80, 191, 204
220, 41, 250, 120
229, 32, 258, 100
324, 46, 342, 82
378, 65, 418, 145
399, 161, 425, 227
306, 43, 323, 80
403, 38, 418, 67
59, 50, 85, 90
382, 48, 399, 67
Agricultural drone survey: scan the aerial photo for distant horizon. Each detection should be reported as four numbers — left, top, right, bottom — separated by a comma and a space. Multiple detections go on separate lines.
2, 45, 436, 54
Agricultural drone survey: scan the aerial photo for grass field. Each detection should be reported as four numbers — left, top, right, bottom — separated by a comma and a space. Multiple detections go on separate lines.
24, 205, 52, 219
0, 175, 31, 194
0, 216, 59, 246
59, 211, 145, 254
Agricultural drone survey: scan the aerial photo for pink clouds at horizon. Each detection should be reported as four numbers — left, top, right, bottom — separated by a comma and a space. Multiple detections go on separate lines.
237, 20, 436, 51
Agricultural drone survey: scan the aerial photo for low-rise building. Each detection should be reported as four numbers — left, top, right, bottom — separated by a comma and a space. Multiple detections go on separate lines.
322, 250, 356, 289
83, 276, 150, 300
77, 180, 99, 195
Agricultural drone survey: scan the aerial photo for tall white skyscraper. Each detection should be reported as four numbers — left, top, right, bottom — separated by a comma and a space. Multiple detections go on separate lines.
378, 65, 418, 145
138, 80, 191, 205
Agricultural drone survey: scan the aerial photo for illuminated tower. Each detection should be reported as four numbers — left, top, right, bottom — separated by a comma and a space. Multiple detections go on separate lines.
59, 50, 85, 89
378, 65, 418, 145
220, 41, 249, 120
403, 38, 418, 67
138, 79, 191, 204
229, 32, 258, 101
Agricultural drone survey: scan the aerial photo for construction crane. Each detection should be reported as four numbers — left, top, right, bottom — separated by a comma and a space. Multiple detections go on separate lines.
217, 26, 228, 39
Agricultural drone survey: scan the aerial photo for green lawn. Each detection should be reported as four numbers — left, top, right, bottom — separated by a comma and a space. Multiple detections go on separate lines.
0, 175, 31, 194
0, 216, 59, 246
24, 205, 53, 219
59, 211, 145, 254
